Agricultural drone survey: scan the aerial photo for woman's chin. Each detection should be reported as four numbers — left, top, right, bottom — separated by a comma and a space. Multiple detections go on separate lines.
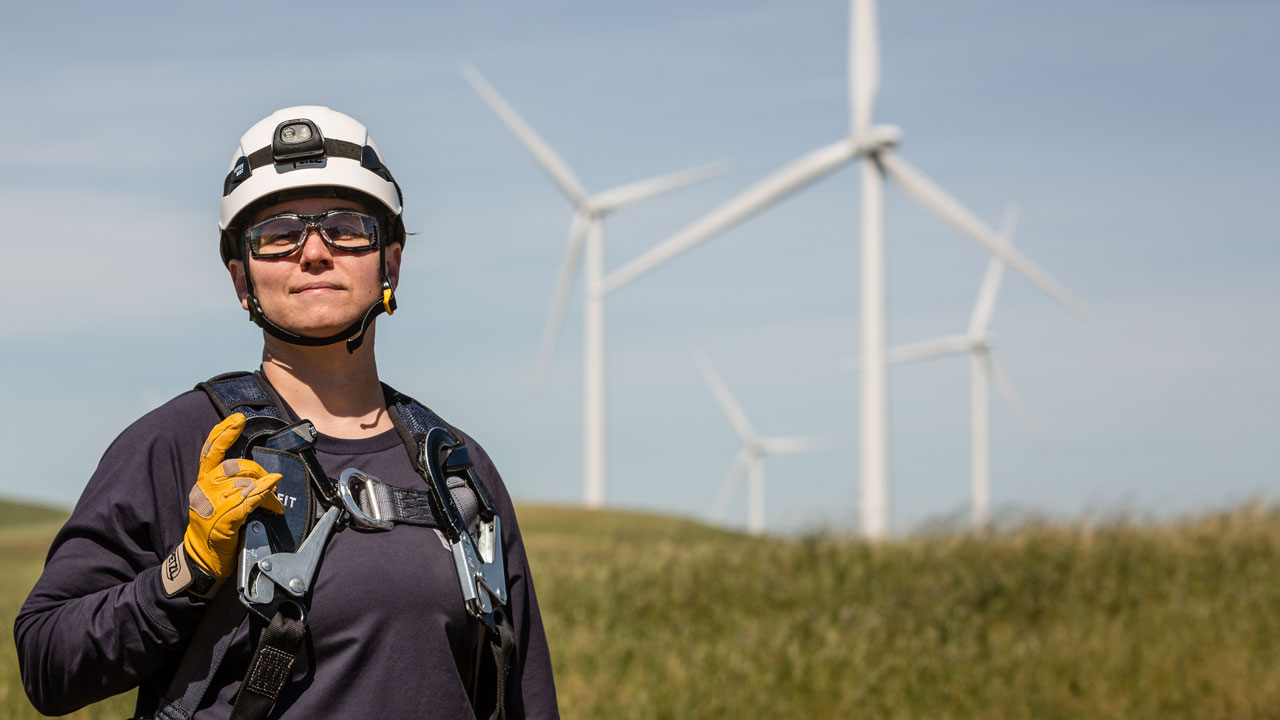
260, 299, 375, 340
267, 312, 365, 340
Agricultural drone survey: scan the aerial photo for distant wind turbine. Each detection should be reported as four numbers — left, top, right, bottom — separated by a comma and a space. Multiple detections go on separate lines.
463, 65, 725, 508
601, 0, 1087, 538
851, 206, 1041, 529
695, 352, 826, 535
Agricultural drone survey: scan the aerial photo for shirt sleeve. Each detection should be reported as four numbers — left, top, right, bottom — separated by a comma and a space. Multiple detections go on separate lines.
464, 435, 561, 720
13, 392, 219, 716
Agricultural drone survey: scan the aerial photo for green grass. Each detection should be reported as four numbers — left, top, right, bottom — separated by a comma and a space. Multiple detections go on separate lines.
521, 503, 1280, 719
4, 501, 1280, 718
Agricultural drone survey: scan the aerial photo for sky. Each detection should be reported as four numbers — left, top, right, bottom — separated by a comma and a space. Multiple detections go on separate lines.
1, 1, 1277, 535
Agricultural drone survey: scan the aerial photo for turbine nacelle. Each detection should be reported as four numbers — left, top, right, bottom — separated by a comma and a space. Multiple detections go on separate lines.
971, 331, 994, 353
856, 124, 903, 155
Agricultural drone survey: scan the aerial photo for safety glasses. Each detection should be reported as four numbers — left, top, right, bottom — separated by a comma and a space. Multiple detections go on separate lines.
245, 210, 380, 259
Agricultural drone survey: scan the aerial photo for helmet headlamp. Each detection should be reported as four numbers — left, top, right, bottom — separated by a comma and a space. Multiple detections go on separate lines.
272, 119, 325, 162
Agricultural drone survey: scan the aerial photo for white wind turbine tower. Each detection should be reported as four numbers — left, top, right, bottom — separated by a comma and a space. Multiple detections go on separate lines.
599, 0, 1087, 538
463, 65, 724, 508
875, 206, 1041, 529
695, 352, 825, 535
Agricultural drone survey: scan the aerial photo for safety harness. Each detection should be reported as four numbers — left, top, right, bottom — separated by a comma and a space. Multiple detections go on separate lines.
148, 372, 515, 720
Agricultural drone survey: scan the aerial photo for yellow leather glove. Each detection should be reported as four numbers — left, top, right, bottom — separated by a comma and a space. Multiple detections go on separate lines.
182, 413, 285, 580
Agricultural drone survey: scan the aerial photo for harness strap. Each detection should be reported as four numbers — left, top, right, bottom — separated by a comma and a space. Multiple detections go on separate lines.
485, 612, 518, 720
199, 372, 285, 421
350, 472, 479, 530
229, 609, 306, 720
387, 390, 454, 438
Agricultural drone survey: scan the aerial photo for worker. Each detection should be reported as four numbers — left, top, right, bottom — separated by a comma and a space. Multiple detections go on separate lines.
15, 106, 559, 719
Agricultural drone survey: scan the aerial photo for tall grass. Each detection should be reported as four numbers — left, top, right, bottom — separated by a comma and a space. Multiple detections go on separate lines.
3, 502, 1279, 718
520, 504, 1280, 719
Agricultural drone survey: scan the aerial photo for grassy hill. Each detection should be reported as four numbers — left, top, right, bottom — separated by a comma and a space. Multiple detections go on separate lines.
3, 500, 1280, 718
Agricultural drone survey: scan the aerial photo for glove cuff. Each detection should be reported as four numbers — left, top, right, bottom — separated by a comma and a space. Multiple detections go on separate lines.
161, 543, 222, 599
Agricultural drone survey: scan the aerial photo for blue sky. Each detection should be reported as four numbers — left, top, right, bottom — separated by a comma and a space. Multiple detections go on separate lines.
2, 1, 1277, 534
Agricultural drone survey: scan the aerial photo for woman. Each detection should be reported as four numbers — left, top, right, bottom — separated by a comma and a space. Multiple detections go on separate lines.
15, 106, 559, 719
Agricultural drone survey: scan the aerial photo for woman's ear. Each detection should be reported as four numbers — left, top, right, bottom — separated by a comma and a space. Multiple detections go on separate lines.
228, 259, 250, 311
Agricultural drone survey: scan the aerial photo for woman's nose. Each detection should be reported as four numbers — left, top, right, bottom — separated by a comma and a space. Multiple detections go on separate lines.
298, 228, 333, 269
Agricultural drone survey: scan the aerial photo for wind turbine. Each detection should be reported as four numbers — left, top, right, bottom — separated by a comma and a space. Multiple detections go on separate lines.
695, 352, 825, 535
599, 0, 1087, 538
859, 206, 1041, 529
462, 65, 724, 508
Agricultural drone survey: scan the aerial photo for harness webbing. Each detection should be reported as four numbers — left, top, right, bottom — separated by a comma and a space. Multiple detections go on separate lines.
147, 371, 514, 720
230, 610, 306, 719
488, 618, 518, 720
201, 372, 284, 421
347, 473, 476, 528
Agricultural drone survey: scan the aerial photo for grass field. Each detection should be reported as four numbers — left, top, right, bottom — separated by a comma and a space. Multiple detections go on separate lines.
3, 500, 1279, 718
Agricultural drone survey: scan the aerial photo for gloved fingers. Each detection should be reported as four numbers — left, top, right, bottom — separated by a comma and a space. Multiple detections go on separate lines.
217, 457, 272, 481
199, 413, 247, 477
244, 472, 286, 515
212, 470, 282, 505
204, 471, 285, 539
257, 492, 286, 515
192, 458, 272, 511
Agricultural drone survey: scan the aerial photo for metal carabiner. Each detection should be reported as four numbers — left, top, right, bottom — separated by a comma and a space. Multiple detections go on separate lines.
337, 468, 394, 531
420, 427, 510, 621
450, 513, 508, 620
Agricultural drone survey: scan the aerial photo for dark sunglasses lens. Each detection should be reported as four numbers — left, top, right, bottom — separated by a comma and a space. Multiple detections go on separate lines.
249, 217, 306, 256
321, 212, 377, 249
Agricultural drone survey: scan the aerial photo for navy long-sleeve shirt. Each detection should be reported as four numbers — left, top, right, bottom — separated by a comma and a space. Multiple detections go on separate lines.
15, 386, 559, 719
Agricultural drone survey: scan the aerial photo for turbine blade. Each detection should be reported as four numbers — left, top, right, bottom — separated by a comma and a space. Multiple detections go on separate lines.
590, 161, 729, 214
461, 65, 590, 207
968, 204, 1019, 335
533, 211, 589, 386
877, 150, 1088, 319
981, 353, 1041, 446
710, 448, 751, 519
604, 139, 860, 295
760, 436, 829, 454
693, 351, 757, 442
851, 0, 879, 138
887, 334, 974, 365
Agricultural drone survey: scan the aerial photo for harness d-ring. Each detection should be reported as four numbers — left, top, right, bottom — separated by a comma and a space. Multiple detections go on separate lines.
338, 468, 394, 530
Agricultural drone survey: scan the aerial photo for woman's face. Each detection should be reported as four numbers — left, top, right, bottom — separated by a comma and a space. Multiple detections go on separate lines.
228, 195, 401, 339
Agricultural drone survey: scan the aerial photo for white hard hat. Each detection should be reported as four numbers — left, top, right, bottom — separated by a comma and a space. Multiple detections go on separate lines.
218, 106, 403, 251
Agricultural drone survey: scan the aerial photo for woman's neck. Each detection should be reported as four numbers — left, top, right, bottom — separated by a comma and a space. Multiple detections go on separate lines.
259, 329, 393, 438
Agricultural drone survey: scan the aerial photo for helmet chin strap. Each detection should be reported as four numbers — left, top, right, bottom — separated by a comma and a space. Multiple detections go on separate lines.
241, 238, 397, 354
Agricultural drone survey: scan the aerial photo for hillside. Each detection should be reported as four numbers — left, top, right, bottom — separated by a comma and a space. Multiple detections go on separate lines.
0, 501, 68, 531
521, 503, 1280, 719
2, 500, 1279, 718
